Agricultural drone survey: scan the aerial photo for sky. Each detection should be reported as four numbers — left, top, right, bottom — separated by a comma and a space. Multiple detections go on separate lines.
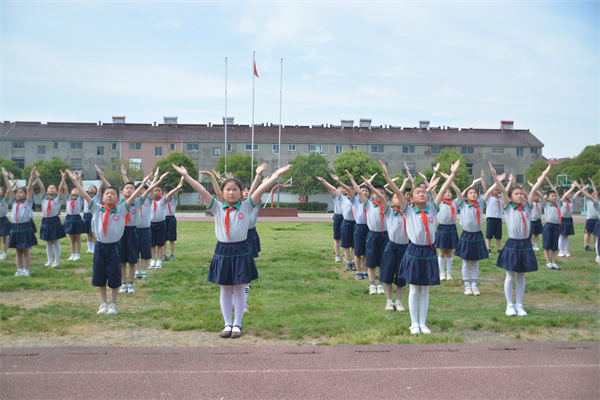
2, 0, 598, 159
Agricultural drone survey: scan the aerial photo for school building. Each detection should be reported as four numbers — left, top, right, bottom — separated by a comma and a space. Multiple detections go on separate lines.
0, 118, 544, 185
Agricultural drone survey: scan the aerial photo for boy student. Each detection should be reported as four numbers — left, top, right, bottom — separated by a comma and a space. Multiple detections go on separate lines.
582, 179, 599, 252
163, 184, 182, 262
542, 186, 562, 270
316, 178, 347, 264
482, 174, 511, 255
346, 171, 389, 294
576, 178, 600, 263
65, 169, 152, 315
330, 173, 356, 272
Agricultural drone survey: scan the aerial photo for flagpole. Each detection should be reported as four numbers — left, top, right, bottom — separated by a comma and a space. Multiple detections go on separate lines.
224, 57, 228, 174
277, 57, 283, 208
251, 51, 256, 182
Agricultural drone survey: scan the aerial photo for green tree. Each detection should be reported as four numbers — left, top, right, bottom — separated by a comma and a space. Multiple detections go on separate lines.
152, 152, 197, 192
0, 158, 22, 179
215, 154, 257, 185
281, 152, 332, 197
333, 150, 386, 185
22, 158, 71, 192
431, 149, 471, 190
103, 158, 145, 188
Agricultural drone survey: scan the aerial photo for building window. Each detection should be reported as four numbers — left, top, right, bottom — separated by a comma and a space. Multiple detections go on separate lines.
516, 174, 524, 184
112, 142, 117, 150
466, 163, 474, 176
169, 143, 175, 151
12, 141, 25, 149
111, 158, 119, 171
70, 142, 83, 150
461, 146, 474, 155
272, 144, 279, 154
155, 147, 163, 157
288, 144, 296, 152
530, 148, 538, 154
491, 147, 504, 154
70, 158, 83, 170
491, 164, 504, 175
402, 145, 415, 154
227, 144, 232, 152
335, 145, 343, 155
212, 148, 221, 157
129, 158, 142, 170
431, 146, 442, 154
54, 142, 59, 150
371, 145, 384, 153
38, 145, 46, 155
351, 145, 359, 151
97, 146, 104, 156
245, 144, 259, 151
187, 143, 199, 151
308, 144, 322, 152
11, 157, 25, 169
405, 163, 416, 176
516, 148, 524, 157
129, 143, 141, 151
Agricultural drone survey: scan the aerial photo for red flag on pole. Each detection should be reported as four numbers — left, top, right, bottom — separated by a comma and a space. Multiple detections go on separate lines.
253, 61, 259, 78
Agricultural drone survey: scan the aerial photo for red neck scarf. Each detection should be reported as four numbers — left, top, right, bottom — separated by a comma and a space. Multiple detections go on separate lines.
224, 206, 236, 241
372, 201, 385, 233
102, 204, 117, 237
47, 197, 52, 217
153, 197, 161, 213
70, 197, 77, 214
418, 209, 434, 249
393, 207, 406, 237
443, 199, 455, 220
492, 194, 501, 211
167, 199, 172, 215
514, 204, 527, 235
535, 201, 540, 214
15, 201, 23, 223
467, 201, 481, 227
564, 198, 570, 213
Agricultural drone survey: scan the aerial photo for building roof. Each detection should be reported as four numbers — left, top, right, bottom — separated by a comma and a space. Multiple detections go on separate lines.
0, 121, 544, 148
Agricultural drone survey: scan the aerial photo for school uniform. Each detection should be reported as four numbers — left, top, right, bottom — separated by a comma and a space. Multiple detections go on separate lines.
149, 196, 168, 247
165, 196, 178, 242
585, 199, 599, 234
497, 202, 537, 273
379, 206, 408, 287
82, 194, 101, 234
365, 199, 389, 268
247, 201, 261, 258
434, 199, 459, 249
332, 194, 343, 241
0, 197, 10, 237
118, 198, 140, 265
485, 194, 503, 240
339, 195, 355, 249
593, 201, 600, 239
530, 200, 543, 235
8, 199, 38, 249
63, 196, 85, 235
207, 198, 258, 286
39, 195, 66, 241
352, 196, 368, 258
399, 203, 440, 286
455, 200, 489, 261
559, 199, 575, 236
542, 201, 562, 251
135, 196, 152, 260
89, 201, 129, 288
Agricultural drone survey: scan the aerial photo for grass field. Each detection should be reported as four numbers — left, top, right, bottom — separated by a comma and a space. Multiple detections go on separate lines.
1, 219, 599, 346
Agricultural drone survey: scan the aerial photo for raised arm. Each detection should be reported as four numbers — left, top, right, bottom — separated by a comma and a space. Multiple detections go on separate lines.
200, 170, 223, 202
142, 172, 169, 200
165, 176, 184, 201
316, 176, 339, 197
441, 172, 466, 203
433, 160, 460, 208
480, 170, 488, 194
36, 169, 46, 198
380, 160, 407, 210
461, 177, 483, 200
65, 170, 93, 205
2, 168, 14, 201
173, 165, 213, 205
528, 164, 552, 204
346, 170, 368, 204
362, 175, 388, 209
545, 176, 557, 193
59, 170, 68, 198
330, 173, 354, 197
125, 174, 153, 208
489, 163, 509, 208
560, 182, 578, 202
251, 165, 291, 205
211, 170, 224, 184
483, 172, 504, 202
404, 162, 415, 188
95, 164, 110, 190
250, 163, 268, 195
120, 164, 130, 185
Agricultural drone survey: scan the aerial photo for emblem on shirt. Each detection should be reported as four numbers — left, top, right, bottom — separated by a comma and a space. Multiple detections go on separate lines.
53, 202, 57, 206
238, 213, 244, 219
131, 209, 136, 214
22, 205, 27, 208
429, 217, 434, 223
160, 202, 164, 206
525, 213, 529, 218
113, 215, 119, 221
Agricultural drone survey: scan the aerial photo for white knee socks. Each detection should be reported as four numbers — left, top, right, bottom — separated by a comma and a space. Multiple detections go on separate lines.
516, 273, 526, 306
438, 257, 444, 273
462, 260, 479, 287
46, 243, 53, 263
418, 286, 429, 327
408, 284, 429, 327
446, 257, 453, 274
462, 260, 470, 286
233, 284, 247, 327
46, 240, 61, 263
220, 286, 233, 326
504, 271, 515, 305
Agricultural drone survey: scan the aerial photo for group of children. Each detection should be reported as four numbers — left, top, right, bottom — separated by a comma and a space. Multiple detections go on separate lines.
321, 162, 599, 334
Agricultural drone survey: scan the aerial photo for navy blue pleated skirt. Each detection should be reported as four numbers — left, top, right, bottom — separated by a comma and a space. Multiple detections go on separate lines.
64, 214, 85, 235
208, 240, 258, 286
82, 212, 93, 234
455, 230, 489, 261
496, 238, 538, 273
399, 243, 439, 286
434, 223, 459, 249
0, 216, 11, 237
40, 215, 66, 241
247, 227, 261, 258
559, 217, 575, 236
379, 241, 407, 287
594, 220, 600, 237
9, 221, 38, 249
530, 219, 543, 235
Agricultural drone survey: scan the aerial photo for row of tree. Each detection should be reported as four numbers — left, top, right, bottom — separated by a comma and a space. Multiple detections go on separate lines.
1, 145, 597, 197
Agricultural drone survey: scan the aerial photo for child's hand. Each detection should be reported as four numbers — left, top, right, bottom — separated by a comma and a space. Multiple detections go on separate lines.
440, 172, 450, 179
1, 167, 7, 177
488, 162, 497, 179
345, 169, 354, 181
158, 172, 169, 183
330, 173, 339, 182
256, 163, 268, 176
121, 164, 127, 175
433, 163, 440, 173
176, 176, 184, 188
379, 160, 389, 175
450, 159, 460, 175
275, 164, 291, 176
172, 165, 188, 176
